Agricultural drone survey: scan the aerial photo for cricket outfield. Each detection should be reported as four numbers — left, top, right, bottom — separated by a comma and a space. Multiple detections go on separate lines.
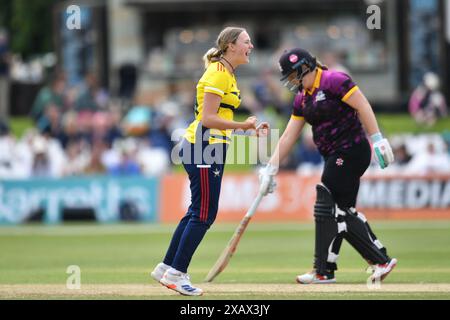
1, 221, 450, 300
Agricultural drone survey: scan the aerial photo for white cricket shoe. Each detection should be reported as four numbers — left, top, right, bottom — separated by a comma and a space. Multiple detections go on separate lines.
370, 258, 398, 282
150, 262, 170, 283
296, 270, 336, 284
160, 268, 203, 296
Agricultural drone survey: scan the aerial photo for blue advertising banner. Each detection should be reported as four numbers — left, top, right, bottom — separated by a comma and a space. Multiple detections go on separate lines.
0, 176, 160, 224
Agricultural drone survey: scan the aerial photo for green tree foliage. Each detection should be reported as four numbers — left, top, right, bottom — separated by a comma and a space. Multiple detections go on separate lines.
0, 0, 13, 30
6, 0, 58, 58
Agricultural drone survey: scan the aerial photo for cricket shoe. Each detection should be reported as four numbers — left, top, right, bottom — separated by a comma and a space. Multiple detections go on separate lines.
296, 270, 336, 284
160, 268, 203, 296
369, 258, 398, 282
150, 262, 170, 283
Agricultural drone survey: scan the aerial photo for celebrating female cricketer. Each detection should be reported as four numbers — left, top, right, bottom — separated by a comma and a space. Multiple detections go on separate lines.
259, 48, 397, 284
151, 27, 268, 296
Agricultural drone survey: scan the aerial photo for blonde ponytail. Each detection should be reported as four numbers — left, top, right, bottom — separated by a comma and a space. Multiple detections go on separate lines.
202, 47, 222, 68
202, 27, 246, 69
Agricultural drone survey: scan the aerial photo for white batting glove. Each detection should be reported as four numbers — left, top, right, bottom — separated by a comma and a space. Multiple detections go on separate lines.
259, 164, 278, 196
371, 133, 394, 169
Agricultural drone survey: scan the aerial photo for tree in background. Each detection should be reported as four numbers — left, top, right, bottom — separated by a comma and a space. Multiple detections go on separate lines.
0, 1, 13, 32
0, 0, 57, 58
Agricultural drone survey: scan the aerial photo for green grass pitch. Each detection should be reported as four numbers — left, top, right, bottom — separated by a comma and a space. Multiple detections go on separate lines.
1, 221, 450, 299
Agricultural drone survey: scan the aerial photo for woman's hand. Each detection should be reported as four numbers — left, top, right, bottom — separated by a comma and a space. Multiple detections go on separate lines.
259, 164, 278, 196
241, 116, 258, 130
256, 122, 270, 137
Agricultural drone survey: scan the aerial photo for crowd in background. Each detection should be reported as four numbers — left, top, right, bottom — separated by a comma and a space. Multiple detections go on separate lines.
0, 69, 180, 179
0, 55, 450, 179
409, 71, 448, 127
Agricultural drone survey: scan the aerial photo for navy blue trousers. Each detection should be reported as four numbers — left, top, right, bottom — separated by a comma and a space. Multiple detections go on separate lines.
163, 140, 226, 273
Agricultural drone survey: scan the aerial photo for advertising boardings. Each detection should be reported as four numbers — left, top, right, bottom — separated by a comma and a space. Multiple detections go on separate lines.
161, 173, 450, 222
0, 176, 160, 224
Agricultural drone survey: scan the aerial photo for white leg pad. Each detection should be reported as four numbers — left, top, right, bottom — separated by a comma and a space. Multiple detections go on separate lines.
357, 212, 367, 223
374, 239, 384, 249
337, 222, 347, 233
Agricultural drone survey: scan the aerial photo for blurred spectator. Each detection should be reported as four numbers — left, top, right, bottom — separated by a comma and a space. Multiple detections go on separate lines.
148, 110, 175, 157
57, 111, 81, 149
404, 142, 450, 174
9, 55, 45, 83
89, 109, 124, 148
0, 121, 15, 177
251, 69, 288, 116
29, 134, 65, 178
76, 111, 94, 146
62, 140, 90, 176
0, 119, 9, 136
137, 139, 170, 176
409, 72, 448, 126
393, 143, 412, 166
73, 72, 109, 112
84, 141, 107, 175
36, 103, 63, 138
244, 70, 287, 148
30, 135, 51, 177
30, 72, 66, 121
443, 131, 450, 156
108, 138, 141, 176
375, 141, 413, 174
252, 70, 280, 109
101, 140, 121, 172
156, 81, 192, 136
91, 111, 111, 145
123, 105, 152, 136
0, 29, 10, 120
0, 122, 33, 179
105, 106, 124, 147
321, 51, 350, 74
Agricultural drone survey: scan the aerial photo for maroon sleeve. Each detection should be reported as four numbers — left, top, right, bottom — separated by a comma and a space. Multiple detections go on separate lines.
328, 71, 358, 101
291, 93, 304, 118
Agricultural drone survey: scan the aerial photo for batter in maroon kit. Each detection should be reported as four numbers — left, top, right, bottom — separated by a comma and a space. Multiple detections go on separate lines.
259, 48, 397, 284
